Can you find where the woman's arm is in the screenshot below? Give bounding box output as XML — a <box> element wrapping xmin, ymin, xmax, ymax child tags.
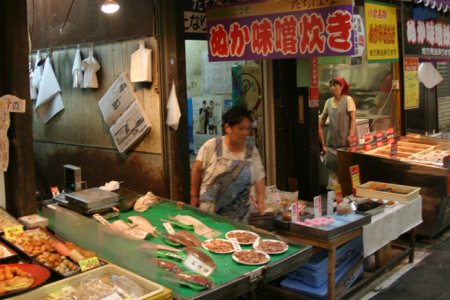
<box><xmin>347</xmin><ymin>110</ymin><xmax>356</xmax><ymax>144</ymax></box>
<box><xmin>254</xmin><ymin>178</ymin><xmax>266</xmax><ymax>214</ymax></box>
<box><xmin>190</xmin><ymin>160</ymin><xmax>203</xmax><ymax>207</ymax></box>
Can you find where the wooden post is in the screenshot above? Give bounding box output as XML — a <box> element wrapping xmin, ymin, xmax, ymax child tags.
<box><xmin>0</xmin><ymin>0</ymin><xmax>37</xmax><ymax>216</ymax></box>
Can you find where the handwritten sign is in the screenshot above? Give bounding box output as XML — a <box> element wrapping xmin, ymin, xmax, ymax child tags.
<box><xmin>229</xmin><ymin>238</ymin><xmax>241</xmax><ymax>252</ymax></box>
<box><xmin>327</xmin><ymin>190</ymin><xmax>335</xmax><ymax>216</ymax></box>
<box><xmin>183</xmin><ymin>253</ymin><xmax>214</xmax><ymax>277</ymax></box>
<box><xmin>4</xmin><ymin>225</ymin><xmax>24</xmax><ymax>240</ymax></box>
<box><xmin>375</xmin><ymin>131</ymin><xmax>384</xmax><ymax>148</ymax></box>
<box><xmin>349</xmin><ymin>165</ymin><xmax>361</xmax><ymax>195</ymax></box>
<box><xmin>79</xmin><ymin>256</ymin><xmax>101</xmax><ymax>272</ymax></box>
<box><xmin>163</xmin><ymin>222</ymin><xmax>175</xmax><ymax>235</ymax></box>
<box><xmin>363</xmin><ymin>133</ymin><xmax>372</xmax><ymax>151</ymax></box>
<box><xmin>313</xmin><ymin>195</ymin><xmax>322</xmax><ymax>218</ymax></box>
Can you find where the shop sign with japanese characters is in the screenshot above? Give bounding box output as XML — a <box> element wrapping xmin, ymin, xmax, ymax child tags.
<box><xmin>364</xmin><ymin>0</ymin><xmax>399</xmax><ymax>63</ymax></box>
<box><xmin>206</xmin><ymin>0</ymin><xmax>355</xmax><ymax>61</ymax></box>
<box><xmin>403</xmin><ymin>4</ymin><xmax>450</xmax><ymax>57</ymax></box>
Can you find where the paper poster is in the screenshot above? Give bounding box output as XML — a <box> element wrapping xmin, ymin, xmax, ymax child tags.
<box><xmin>404</xmin><ymin>57</ymin><xmax>419</xmax><ymax>110</ymax></box>
<box><xmin>192</xmin><ymin>96</ymin><xmax>223</xmax><ymax>152</ymax></box>
<box><xmin>364</xmin><ymin>0</ymin><xmax>399</xmax><ymax>63</ymax></box>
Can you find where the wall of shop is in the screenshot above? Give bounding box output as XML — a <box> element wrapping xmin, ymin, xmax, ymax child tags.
<box><xmin>28</xmin><ymin>0</ymin><xmax>172</xmax><ymax>198</ymax></box>
<box><xmin>437</xmin><ymin>62</ymin><xmax>450</xmax><ymax>132</ymax></box>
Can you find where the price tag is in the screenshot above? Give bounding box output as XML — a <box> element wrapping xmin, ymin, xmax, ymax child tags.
<box><xmin>327</xmin><ymin>190</ymin><xmax>335</xmax><ymax>216</ymax></box>
<box><xmin>79</xmin><ymin>256</ymin><xmax>101</xmax><ymax>272</ymax></box>
<box><xmin>390</xmin><ymin>141</ymin><xmax>398</xmax><ymax>159</ymax></box>
<box><xmin>363</xmin><ymin>133</ymin><xmax>372</xmax><ymax>151</ymax></box>
<box><xmin>253</xmin><ymin>236</ymin><xmax>260</xmax><ymax>248</ymax></box>
<box><xmin>267</xmin><ymin>185</ymin><xmax>281</xmax><ymax>205</ymax></box>
<box><xmin>348</xmin><ymin>135</ymin><xmax>357</xmax><ymax>152</ymax></box>
<box><xmin>386</xmin><ymin>127</ymin><xmax>395</xmax><ymax>144</ymax></box>
<box><xmin>229</xmin><ymin>238</ymin><xmax>241</xmax><ymax>251</ymax></box>
<box><xmin>313</xmin><ymin>195</ymin><xmax>322</xmax><ymax>217</ymax></box>
<box><xmin>290</xmin><ymin>202</ymin><xmax>299</xmax><ymax>223</ymax></box>
<box><xmin>349</xmin><ymin>165</ymin><xmax>361</xmax><ymax>195</ymax></box>
<box><xmin>183</xmin><ymin>253</ymin><xmax>214</xmax><ymax>277</ymax></box>
<box><xmin>100</xmin><ymin>292</ymin><xmax>123</xmax><ymax>300</ymax></box>
<box><xmin>375</xmin><ymin>131</ymin><xmax>384</xmax><ymax>148</ymax></box>
<box><xmin>4</xmin><ymin>225</ymin><xmax>24</xmax><ymax>240</ymax></box>
<box><xmin>163</xmin><ymin>222</ymin><xmax>175</xmax><ymax>235</ymax></box>
<box><xmin>333</xmin><ymin>183</ymin><xmax>343</xmax><ymax>203</ymax></box>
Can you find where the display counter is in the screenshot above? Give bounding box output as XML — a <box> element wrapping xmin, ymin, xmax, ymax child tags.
<box><xmin>337</xmin><ymin>136</ymin><xmax>450</xmax><ymax>237</ymax></box>
<box><xmin>39</xmin><ymin>199</ymin><xmax>312</xmax><ymax>300</ymax></box>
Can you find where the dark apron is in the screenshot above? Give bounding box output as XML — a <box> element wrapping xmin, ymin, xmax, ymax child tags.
<box><xmin>325</xmin><ymin>96</ymin><xmax>349</xmax><ymax>171</ymax></box>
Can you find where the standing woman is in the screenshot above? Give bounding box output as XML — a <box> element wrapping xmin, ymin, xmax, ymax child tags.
<box><xmin>190</xmin><ymin>105</ymin><xmax>266</xmax><ymax>223</ymax></box>
<box><xmin>320</xmin><ymin>75</ymin><xmax>356</xmax><ymax>181</ymax></box>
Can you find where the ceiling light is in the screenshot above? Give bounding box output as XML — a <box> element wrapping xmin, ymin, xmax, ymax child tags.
<box><xmin>101</xmin><ymin>0</ymin><xmax>120</xmax><ymax>14</ymax></box>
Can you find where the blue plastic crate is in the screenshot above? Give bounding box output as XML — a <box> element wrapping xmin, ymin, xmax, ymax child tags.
<box><xmin>287</xmin><ymin>236</ymin><xmax>362</xmax><ymax>287</ymax></box>
<box><xmin>281</xmin><ymin>253</ymin><xmax>363</xmax><ymax>299</ymax></box>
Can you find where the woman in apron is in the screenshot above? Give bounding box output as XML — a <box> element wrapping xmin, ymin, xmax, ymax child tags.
<box><xmin>320</xmin><ymin>75</ymin><xmax>356</xmax><ymax>185</ymax></box>
<box><xmin>190</xmin><ymin>105</ymin><xmax>266</xmax><ymax>223</ymax></box>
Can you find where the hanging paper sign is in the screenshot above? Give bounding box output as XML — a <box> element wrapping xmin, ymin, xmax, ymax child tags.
<box><xmin>386</xmin><ymin>127</ymin><xmax>395</xmax><ymax>144</ymax></box>
<box><xmin>363</xmin><ymin>133</ymin><xmax>372</xmax><ymax>151</ymax></box>
<box><xmin>267</xmin><ymin>185</ymin><xmax>281</xmax><ymax>205</ymax></box>
<box><xmin>349</xmin><ymin>165</ymin><xmax>361</xmax><ymax>195</ymax></box>
<box><xmin>375</xmin><ymin>131</ymin><xmax>384</xmax><ymax>148</ymax></box>
<box><xmin>364</xmin><ymin>0</ymin><xmax>399</xmax><ymax>63</ymax></box>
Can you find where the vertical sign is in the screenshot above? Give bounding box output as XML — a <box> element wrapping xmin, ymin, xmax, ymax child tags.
<box><xmin>309</xmin><ymin>57</ymin><xmax>319</xmax><ymax>108</ymax></box>
<box><xmin>390</xmin><ymin>141</ymin><xmax>398</xmax><ymax>159</ymax></box>
<box><xmin>364</xmin><ymin>0</ymin><xmax>399</xmax><ymax>63</ymax></box>
<box><xmin>375</xmin><ymin>130</ymin><xmax>383</xmax><ymax>148</ymax></box>
<box><xmin>404</xmin><ymin>57</ymin><xmax>419</xmax><ymax>110</ymax></box>
<box><xmin>364</xmin><ymin>133</ymin><xmax>372</xmax><ymax>152</ymax></box>
<box><xmin>349</xmin><ymin>165</ymin><xmax>361</xmax><ymax>195</ymax></box>
<box><xmin>313</xmin><ymin>195</ymin><xmax>322</xmax><ymax>218</ymax></box>
<box><xmin>386</xmin><ymin>127</ymin><xmax>395</xmax><ymax>144</ymax></box>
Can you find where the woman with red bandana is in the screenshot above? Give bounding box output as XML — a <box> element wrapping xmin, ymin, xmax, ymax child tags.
<box><xmin>320</xmin><ymin>76</ymin><xmax>356</xmax><ymax>181</ymax></box>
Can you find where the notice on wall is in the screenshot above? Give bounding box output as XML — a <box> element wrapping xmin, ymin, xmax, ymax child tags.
<box><xmin>98</xmin><ymin>73</ymin><xmax>151</xmax><ymax>153</ymax></box>
<box><xmin>0</xmin><ymin>95</ymin><xmax>26</xmax><ymax>171</ymax></box>
<box><xmin>403</xmin><ymin>58</ymin><xmax>419</xmax><ymax>110</ymax></box>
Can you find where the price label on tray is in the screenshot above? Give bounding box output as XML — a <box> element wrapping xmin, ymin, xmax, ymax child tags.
<box><xmin>79</xmin><ymin>256</ymin><xmax>101</xmax><ymax>272</ymax></box>
<box><xmin>183</xmin><ymin>253</ymin><xmax>214</xmax><ymax>277</ymax></box>
<box><xmin>229</xmin><ymin>238</ymin><xmax>241</xmax><ymax>251</ymax></box>
<box><xmin>4</xmin><ymin>225</ymin><xmax>24</xmax><ymax>240</ymax></box>
<box><xmin>163</xmin><ymin>222</ymin><xmax>175</xmax><ymax>235</ymax></box>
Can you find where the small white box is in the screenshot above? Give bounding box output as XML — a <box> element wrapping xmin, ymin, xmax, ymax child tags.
<box><xmin>18</xmin><ymin>214</ymin><xmax>49</xmax><ymax>229</ymax></box>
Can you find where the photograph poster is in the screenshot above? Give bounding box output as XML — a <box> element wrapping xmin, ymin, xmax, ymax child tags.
<box><xmin>192</xmin><ymin>96</ymin><xmax>223</xmax><ymax>152</ymax></box>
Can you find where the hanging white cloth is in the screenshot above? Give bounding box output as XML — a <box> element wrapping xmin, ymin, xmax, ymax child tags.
<box><xmin>31</xmin><ymin>50</ymin><xmax>43</xmax><ymax>100</ymax></box>
<box><xmin>166</xmin><ymin>81</ymin><xmax>181</xmax><ymax>130</ymax></box>
<box><xmin>130</xmin><ymin>40</ymin><xmax>152</xmax><ymax>82</ymax></box>
<box><xmin>72</xmin><ymin>46</ymin><xmax>84</xmax><ymax>88</ymax></box>
<box><xmin>35</xmin><ymin>57</ymin><xmax>64</xmax><ymax>123</ymax></box>
<box><xmin>29</xmin><ymin>62</ymin><xmax>37</xmax><ymax>100</ymax></box>
<box><xmin>81</xmin><ymin>50</ymin><xmax>101</xmax><ymax>88</ymax></box>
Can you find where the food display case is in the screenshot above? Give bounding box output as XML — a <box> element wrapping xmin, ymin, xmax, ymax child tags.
<box><xmin>337</xmin><ymin>135</ymin><xmax>450</xmax><ymax>237</ymax></box>
<box><xmin>39</xmin><ymin>199</ymin><xmax>312</xmax><ymax>300</ymax></box>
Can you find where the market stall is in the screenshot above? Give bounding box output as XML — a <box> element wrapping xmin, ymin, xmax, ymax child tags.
<box><xmin>337</xmin><ymin>135</ymin><xmax>450</xmax><ymax>237</ymax></box>
<box><xmin>32</xmin><ymin>198</ymin><xmax>312</xmax><ymax>300</ymax></box>
<box><xmin>261</xmin><ymin>192</ymin><xmax>422</xmax><ymax>300</ymax></box>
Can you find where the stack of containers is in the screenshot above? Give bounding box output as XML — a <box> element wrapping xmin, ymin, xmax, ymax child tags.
<box><xmin>280</xmin><ymin>236</ymin><xmax>364</xmax><ymax>299</ymax></box>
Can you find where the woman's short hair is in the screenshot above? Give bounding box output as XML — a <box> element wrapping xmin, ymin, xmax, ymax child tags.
<box><xmin>222</xmin><ymin>105</ymin><xmax>253</xmax><ymax>127</ymax></box>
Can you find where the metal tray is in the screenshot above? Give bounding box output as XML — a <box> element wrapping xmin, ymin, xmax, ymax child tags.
<box><xmin>284</xmin><ymin>212</ymin><xmax>371</xmax><ymax>240</ymax></box>
<box><xmin>356</xmin><ymin>199</ymin><xmax>385</xmax><ymax>216</ymax></box>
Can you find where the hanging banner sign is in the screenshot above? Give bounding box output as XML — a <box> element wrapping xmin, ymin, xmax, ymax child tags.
<box><xmin>403</xmin><ymin>4</ymin><xmax>450</xmax><ymax>58</ymax></box>
<box><xmin>404</xmin><ymin>57</ymin><xmax>419</xmax><ymax>110</ymax></box>
<box><xmin>207</xmin><ymin>0</ymin><xmax>355</xmax><ymax>61</ymax></box>
<box><xmin>364</xmin><ymin>0</ymin><xmax>399</xmax><ymax>63</ymax></box>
